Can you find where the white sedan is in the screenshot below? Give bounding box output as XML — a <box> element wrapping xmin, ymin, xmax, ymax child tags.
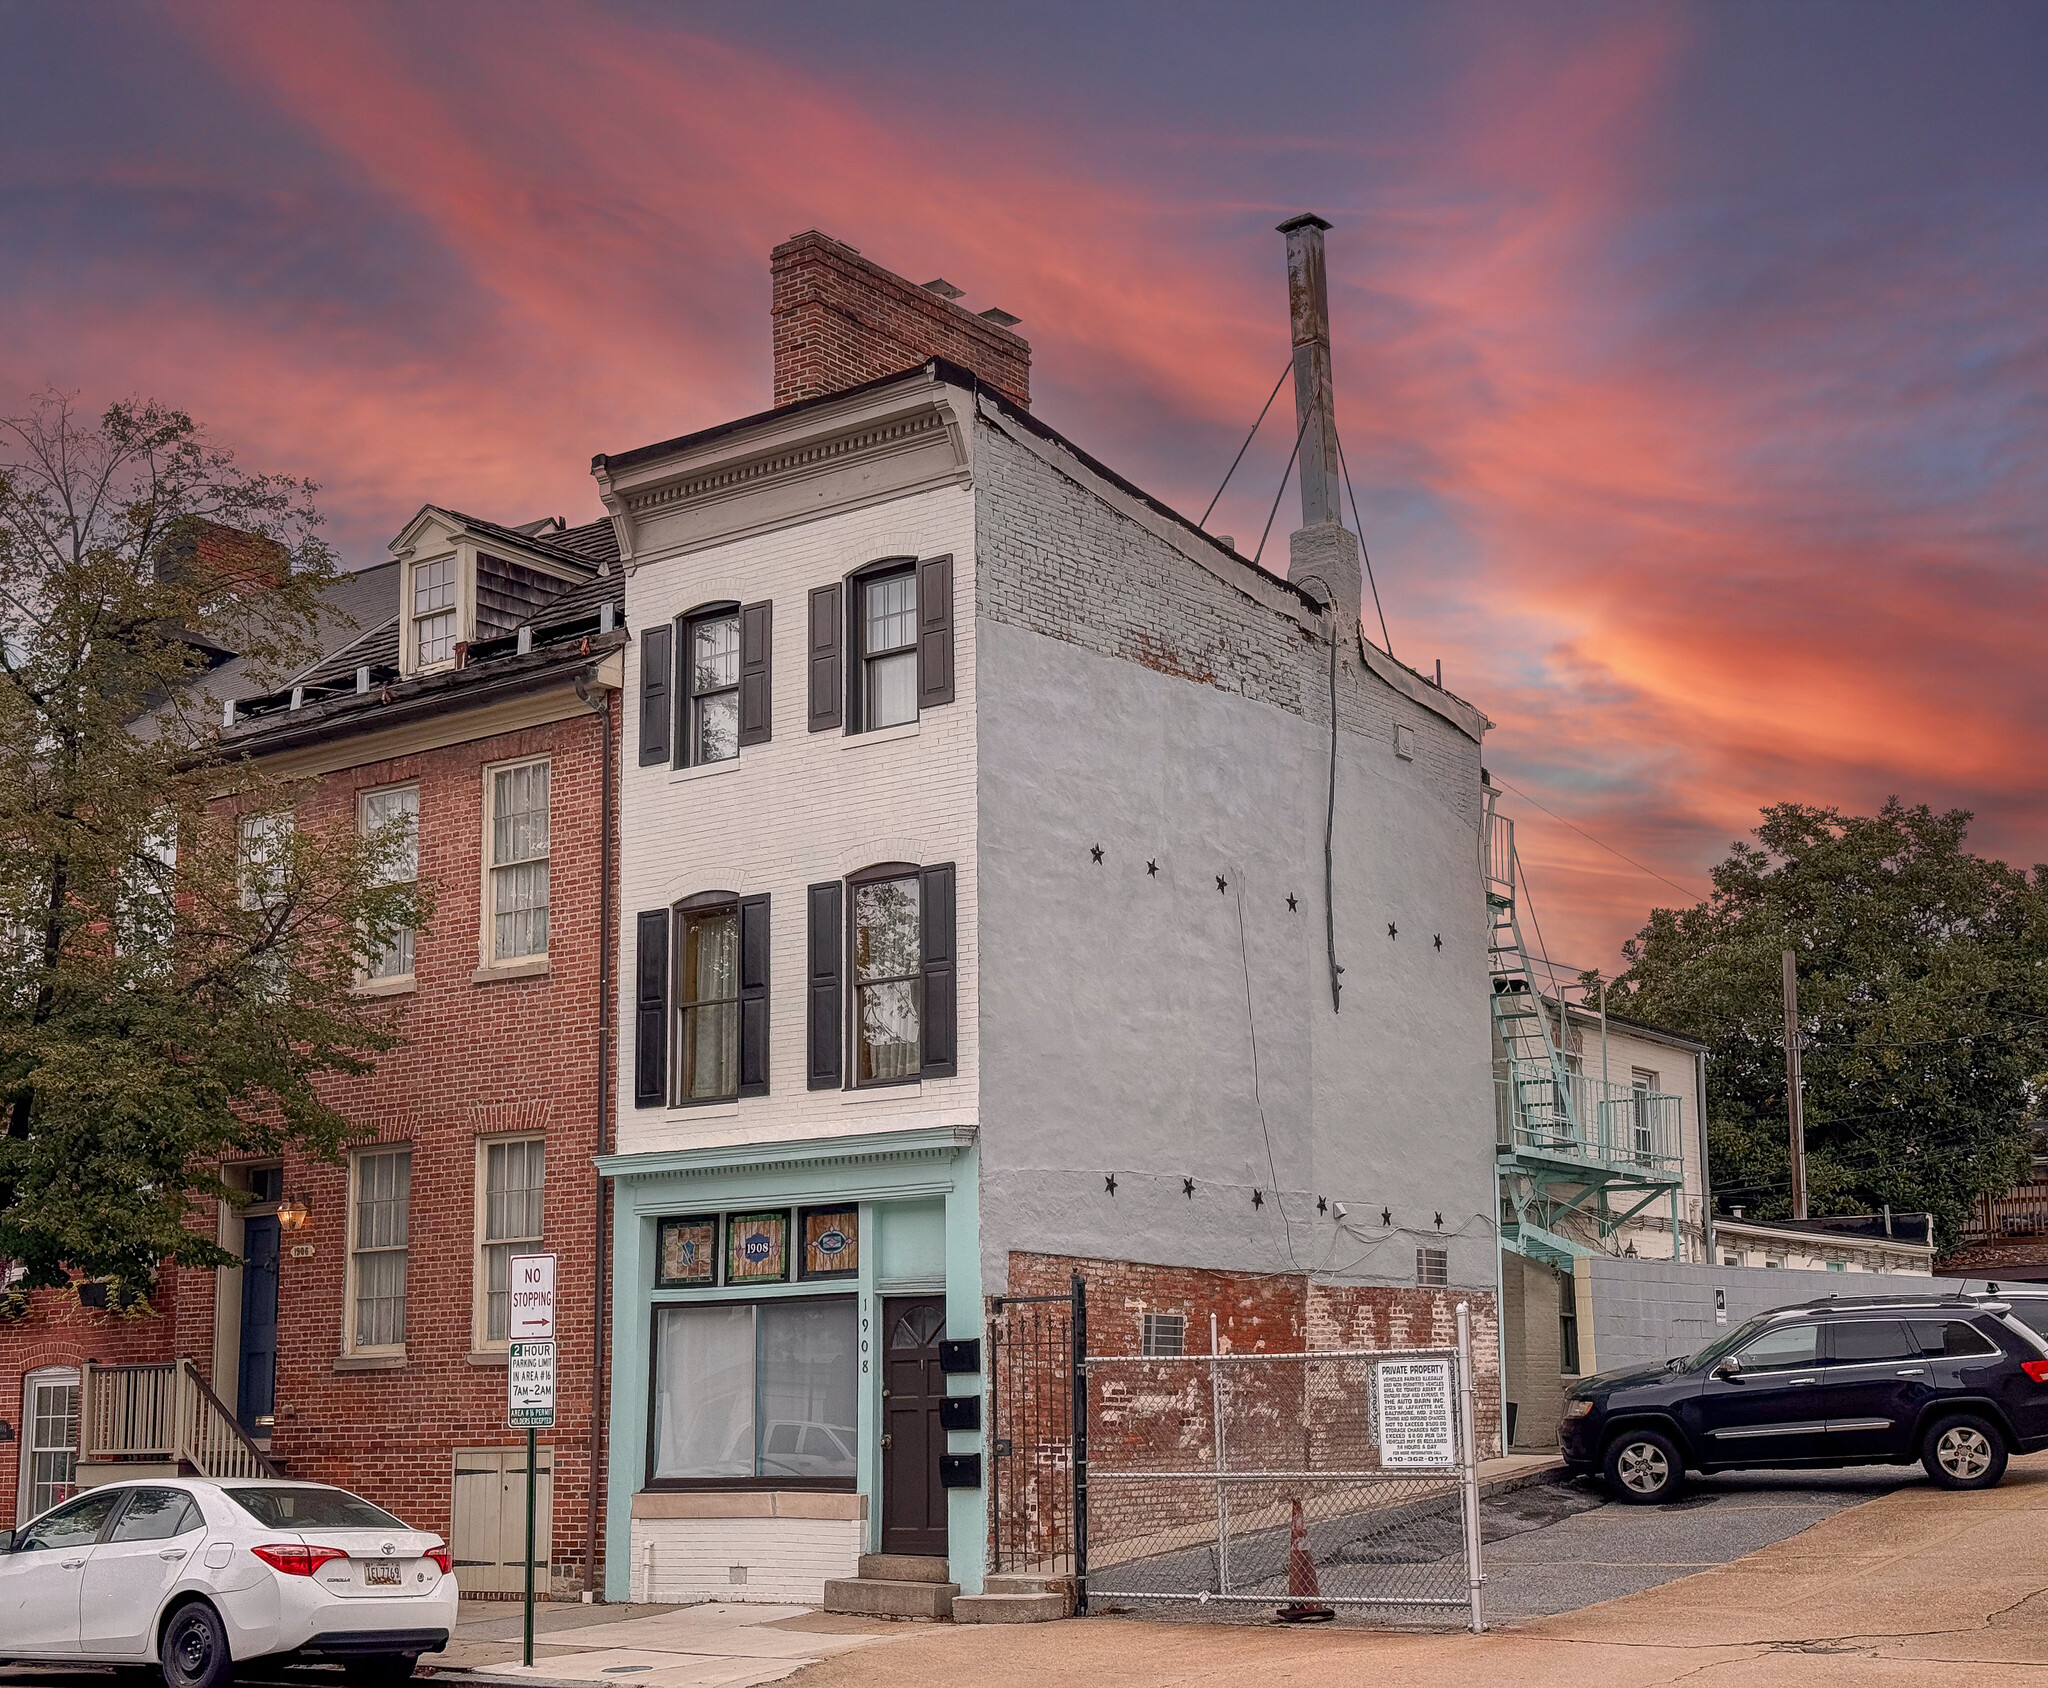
<box><xmin>0</xmin><ymin>1476</ymin><xmax>457</xmax><ymax>1686</ymax></box>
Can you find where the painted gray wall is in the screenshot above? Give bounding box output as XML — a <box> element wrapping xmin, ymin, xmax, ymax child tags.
<box><xmin>970</xmin><ymin>423</ymin><xmax>1498</xmax><ymax>1294</ymax></box>
<box><xmin>1583</xmin><ymin>1254</ymin><xmax>1993</xmax><ymax>1375</ymax></box>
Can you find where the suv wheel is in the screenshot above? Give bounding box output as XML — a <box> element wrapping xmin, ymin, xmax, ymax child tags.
<box><xmin>1603</xmin><ymin>1427</ymin><xmax>1684</xmax><ymax>1504</ymax></box>
<box><xmin>161</xmin><ymin>1601</ymin><xmax>234</xmax><ymax>1688</ymax></box>
<box><xmin>1920</xmin><ymin>1413</ymin><xmax>2009</xmax><ymax>1490</ymax></box>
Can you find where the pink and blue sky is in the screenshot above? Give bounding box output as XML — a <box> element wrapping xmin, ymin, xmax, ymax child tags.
<box><xmin>5</xmin><ymin>1</ymin><xmax>2043</xmax><ymax>969</ymax></box>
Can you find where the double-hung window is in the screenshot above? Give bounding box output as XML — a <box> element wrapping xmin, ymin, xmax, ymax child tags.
<box><xmin>238</xmin><ymin>814</ymin><xmax>292</xmax><ymax>997</ymax></box>
<box><xmin>479</xmin><ymin>1138</ymin><xmax>545</xmax><ymax>1344</ymax></box>
<box><xmin>360</xmin><ymin>785</ymin><xmax>419</xmax><ymax>981</ymax></box>
<box><xmin>675</xmin><ymin>903</ymin><xmax>739</xmax><ymax>1102</ymax></box>
<box><xmin>851</xmin><ymin>871</ymin><xmax>920</xmax><ymax>1084</ymax></box>
<box><xmin>488</xmin><ymin>760</ymin><xmax>549</xmax><ymax>962</ymax></box>
<box><xmin>858</xmin><ymin>570</ymin><xmax>918</xmax><ymax>730</ymax></box>
<box><xmin>413</xmin><ymin>556</ymin><xmax>458</xmax><ymax>667</ymax></box>
<box><xmin>350</xmin><ymin>1148</ymin><xmax>411</xmax><ymax>1352</ymax></box>
<box><xmin>684</xmin><ymin>609</ymin><xmax>740</xmax><ymax>766</ymax></box>
<box><xmin>21</xmin><ymin>1369</ymin><xmax>80</xmax><ymax>1519</ymax></box>
<box><xmin>650</xmin><ymin>1300</ymin><xmax>857</xmax><ymax>1485</ymax></box>
<box><xmin>804</xmin><ymin>557</ymin><xmax>951</xmax><ymax>736</ymax></box>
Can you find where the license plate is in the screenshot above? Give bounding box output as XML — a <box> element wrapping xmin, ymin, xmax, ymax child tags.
<box><xmin>364</xmin><ymin>1561</ymin><xmax>402</xmax><ymax>1586</ymax></box>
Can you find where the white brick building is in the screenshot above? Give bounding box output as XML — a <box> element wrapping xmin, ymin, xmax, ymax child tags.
<box><xmin>593</xmin><ymin>231</ymin><xmax>1501</xmax><ymax>1607</ymax></box>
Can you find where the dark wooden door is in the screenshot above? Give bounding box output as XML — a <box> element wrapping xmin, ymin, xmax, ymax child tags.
<box><xmin>237</xmin><ymin>1214</ymin><xmax>281</xmax><ymax>1431</ymax></box>
<box><xmin>881</xmin><ymin>1297</ymin><xmax>948</xmax><ymax>1556</ymax></box>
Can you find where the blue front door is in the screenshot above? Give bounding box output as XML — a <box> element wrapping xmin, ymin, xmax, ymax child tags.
<box><xmin>238</xmin><ymin>1215</ymin><xmax>280</xmax><ymax>1431</ymax></box>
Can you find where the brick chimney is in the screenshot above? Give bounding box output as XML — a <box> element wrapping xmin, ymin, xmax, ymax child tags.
<box><xmin>770</xmin><ymin>231</ymin><xmax>1031</xmax><ymax>409</ymax></box>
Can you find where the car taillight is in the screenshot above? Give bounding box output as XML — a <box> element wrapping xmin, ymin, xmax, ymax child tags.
<box><xmin>252</xmin><ymin>1543</ymin><xmax>348</xmax><ymax>1577</ymax></box>
<box><xmin>425</xmin><ymin>1546</ymin><xmax>452</xmax><ymax>1574</ymax></box>
<box><xmin>2022</xmin><ymin>1359</ymin><xmax>2048</xmax><ymax>1384</ymax></box>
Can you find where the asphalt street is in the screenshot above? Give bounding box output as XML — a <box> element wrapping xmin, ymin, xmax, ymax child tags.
<box><xmin>1480</xmin><ymin>1466</ymin><xmax>1915</xmax><ymax>1616</ymax></box>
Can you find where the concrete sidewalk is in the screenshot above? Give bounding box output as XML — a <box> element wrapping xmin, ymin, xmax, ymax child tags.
<box><xmin>778</xmin><ymin>1451</ymin><xmax>2048</xmax><ymax>1687</ymax></box>
<box><xmin>424</xmin><ymin>1599</ymin><xmax>909</xmax><ymax>1688</ymax></box>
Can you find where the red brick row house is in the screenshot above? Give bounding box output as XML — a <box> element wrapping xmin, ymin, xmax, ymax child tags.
<box><xmin>3</xmin><ymin>509</ymin><xmax>626</xmax><ymax>1601</ymax></box>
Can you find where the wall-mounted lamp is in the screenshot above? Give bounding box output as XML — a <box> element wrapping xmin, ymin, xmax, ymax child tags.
<box><xmin>277</xmin><ymin>1196</ymin><xmax>312</xmax><ymax>1232</ymax></box>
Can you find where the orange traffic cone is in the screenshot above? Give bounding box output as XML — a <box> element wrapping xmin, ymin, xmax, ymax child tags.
<box><xmin>1275</xmin><ymin>1497</ymin><xmax>1334</xmax><ymax>1623</ymax></box>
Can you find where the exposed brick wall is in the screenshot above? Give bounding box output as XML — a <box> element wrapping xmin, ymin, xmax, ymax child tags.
<box><xmin>1006</xmin><ymin>1249</ymin><xmax>1501</xmax><ymax>1444</ymax></box>
<box><xmin>0</xmin><ymin>1288</ymin><xmax>182</xmax><ymax>1526</ymax></box>
<box><xmin>239</xmin><ymin>700</ymin><xmax>614</xmax><ymax>1594</ymax></box>
<box><xmin>771</xmin><ymin>231</ymin><xmax>1030</xmax><ymax>410</ymax></box>
<box><xmin>973</xmin><ymin>421</ymin><xmax>1479</xmax><ymax>836</ymax></box>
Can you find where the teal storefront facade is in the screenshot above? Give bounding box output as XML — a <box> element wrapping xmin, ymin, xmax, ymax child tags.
<box><xmin>598</xmin><ymin>1126</ymin><xmax>983</xmax><ymax>1604</ymax></box>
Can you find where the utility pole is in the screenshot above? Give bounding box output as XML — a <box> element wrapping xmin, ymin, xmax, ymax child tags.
<box><xmin>1781</xmin><ymin>948</ymin><xmax>1808</xmax><ymax>1220</ymax></box>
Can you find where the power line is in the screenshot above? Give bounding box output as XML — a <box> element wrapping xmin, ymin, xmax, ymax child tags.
<box><xmin>1491</xmin><ymin>773</ymin><xmax>1709</xmax><ymax>904</ymax></box>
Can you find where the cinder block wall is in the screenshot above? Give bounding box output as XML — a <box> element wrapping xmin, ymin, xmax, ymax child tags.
<box><xmin>1582</xmin><ymin>1255</ymin><xmax>1990</xmax><ymax>1376</ymax></box>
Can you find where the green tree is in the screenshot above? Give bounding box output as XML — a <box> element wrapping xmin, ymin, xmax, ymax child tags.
<box><xmin>0</xmin><ymin>390</ymin><xmax>428</xmax><ymax>1294</ymax></box>
<box><xmin>1614</xmin><ymin>801</ymin><xmax>2048</xmax><ymax>1253</ymax></box>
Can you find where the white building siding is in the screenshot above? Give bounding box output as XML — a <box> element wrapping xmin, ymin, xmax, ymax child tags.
<box><xmin>614</xmin><ymin>483</ymin><xmax>980</xmax><ymax>1158</ymax></box>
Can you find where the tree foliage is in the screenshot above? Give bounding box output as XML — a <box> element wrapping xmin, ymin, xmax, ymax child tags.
<box><xmin>1614</xmin><ymin>800</ymin><xmax>2048</xmax><ymax>1251</ymax></box>
<box><xmin>0</xmin><ymin>391</ymin><xmax>428</xmax><ymax>1292</ymax></box>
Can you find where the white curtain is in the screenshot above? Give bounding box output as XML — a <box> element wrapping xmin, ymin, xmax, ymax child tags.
<box><xmin>652</xmin><ymin>1305</ymin><xmax>754</xmax><ymax>1479</ymax></box>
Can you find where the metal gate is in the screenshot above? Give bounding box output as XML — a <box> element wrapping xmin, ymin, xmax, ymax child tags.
<box><xmin>987</xmin><ymin>1275</ymin><xmax>1086</xmax><ymax>1587</ymax></box>
<box><xmin>1080</xmin><ymin>1302</ymin><xmax>1485</xmax><ymax>1630</ymax></box>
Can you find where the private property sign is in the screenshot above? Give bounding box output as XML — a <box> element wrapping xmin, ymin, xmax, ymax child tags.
<box><xmin>508</xmin><ymin>1252</ymin><xmax>557</xmax><ymax>1341</ymax></box>
<box><xmin>1374</xmin><ymin>1357</ymin><xmax>1457</xmax><ymax>1468</ymax></box>
<box><xmin>508</xmin><ymin>1340</ymin><xmax>556</xmax><ymax>1428</ymax></box>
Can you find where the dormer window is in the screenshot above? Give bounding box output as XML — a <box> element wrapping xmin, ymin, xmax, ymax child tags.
<box><xmin>414</xmin><ymin>556</ymin><xmax>458</xmax><ymax>667</ymax></box>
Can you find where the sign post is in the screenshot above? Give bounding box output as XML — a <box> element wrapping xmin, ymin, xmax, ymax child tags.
<box><xmin>508</xmin><ymin>1254</ymin><xmax>557</xmax><ymax>1668</ymax></box>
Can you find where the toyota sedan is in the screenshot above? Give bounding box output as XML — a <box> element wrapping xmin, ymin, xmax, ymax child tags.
<box><xmin>0</xmin><ymin>1477</ymin><xmax>455</xmax><ymax>1686</ymax></box>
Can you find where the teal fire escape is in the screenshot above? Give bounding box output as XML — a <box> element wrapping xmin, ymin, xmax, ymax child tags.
<box><xmin>1483</xmin><ymin>788</ymin><xmax>1685</xmax><ymax>1269</ymax></box>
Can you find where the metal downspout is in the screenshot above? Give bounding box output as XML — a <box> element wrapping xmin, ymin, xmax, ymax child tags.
<box><xmin>1696</xmin><ymin>1051</ymin><xmax>1715</xmax><ymax>1264</ymax></box>
<box><xmin>576</xmin><ymin>671</ymin><xmax>617</xmax><ymax>1598</ymax></box>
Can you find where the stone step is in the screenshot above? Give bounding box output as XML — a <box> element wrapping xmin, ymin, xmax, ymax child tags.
<box><xmin>823</xmin><ymin>1577</ymin><xmax>958</xmax><ymax>1620</ymax></box>
<box><xmin>983</xmin><ymin>1574</ymin><xmax>1074</xmax><ymax>1598</ymax></box>
<box><xmin>857</xmin><ymin>1553</ymin><xmax>953</xmax><ymax>1585</ymax></box>
<box><xmin>952</xmin><ymin>1591</ymin><xmax>1072</xmax><ymax>1625</ymax></box>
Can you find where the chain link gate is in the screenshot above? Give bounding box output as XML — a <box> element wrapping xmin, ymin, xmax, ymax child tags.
<box><xmin>988</xmin><ymin>1275</ymin><xmax>1087</xmax><ymax>1596</ymax></box>
<box><xmin>1079</xmin><ymin>1302</ymin><xmax>1486</xmax><ymax>1631</ymax></box>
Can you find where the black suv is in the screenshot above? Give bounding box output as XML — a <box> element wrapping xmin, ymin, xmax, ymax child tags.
<box><xmin>1559</xmin><ymin>1296</ymin><xmax>2048</xmax><ymax>1503</ymax></box>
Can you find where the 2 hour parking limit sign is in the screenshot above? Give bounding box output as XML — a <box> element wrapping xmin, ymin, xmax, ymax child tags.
<box><xmin>508</xmin><ymin>1341</ymin><xmax>556</xmax><ymax>1428</ymax></box>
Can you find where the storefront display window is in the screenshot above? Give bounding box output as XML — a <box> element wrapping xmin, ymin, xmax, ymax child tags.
<box><xmin>651</xmin><ymin>1299</ymin><xmax>858</xmax><ymax>1485</ymax></box>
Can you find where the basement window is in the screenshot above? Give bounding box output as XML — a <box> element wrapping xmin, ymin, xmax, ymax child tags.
<box><xmin>1415</xmin><ymin>1247</ymin><xmax>1449</xmax><ymax>1288</ymax></box>
<box><xmin>1141</xmin><ymin>1312</ymin><xmax>1186</xmax><ymax>1358</ymax></box>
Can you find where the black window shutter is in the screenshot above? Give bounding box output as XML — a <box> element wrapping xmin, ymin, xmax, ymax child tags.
<box><xmin>916</xmin><ymin>554</ymin><xmax>954</xmax><ymax>709</ymax></box>
<box><xmin>806</xmin><ymin>881</ymin><xmax>843</xmax><ymax>1088</ymax></box>
<box><xmin>738</xmin><ymin>893</ymin><xmax>770</xmax><ymax>1097</ymax></box>
<box><xmin>638</xmin><ymin>624</ymin><xmax>673</xmax><ymax>767</ymax></box>
<box><xmin>633</xmin><ymin>908</ymin><xmax>671</xmax><ymax>1107</ymax></box>
<box><xmin>920</xmin><ymin>861</ymin><xmax>957</xmax><ymax>1077</ymax></box>
<box><xmin>738</xmin><ymin>601</ymin><xmax>773</xmax><ymax>747</ymax></box>
<box><xmin>807</xmin><ymin>583</ymin><xmax>843</xmax><ymax>732</ymax></box>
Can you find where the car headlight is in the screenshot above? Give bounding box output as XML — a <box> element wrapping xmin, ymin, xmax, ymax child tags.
<box><xmin>1563</xmin><ymin>1399</ymin><xmax>1594</xmax><ymax>1418</ymax></box>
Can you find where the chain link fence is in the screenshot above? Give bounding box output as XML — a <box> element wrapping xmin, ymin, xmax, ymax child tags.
<box><xmin>1080</xmin><ymin>1303</ymin><xmax>1485</xmax><ymax>1630</ymax></box>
